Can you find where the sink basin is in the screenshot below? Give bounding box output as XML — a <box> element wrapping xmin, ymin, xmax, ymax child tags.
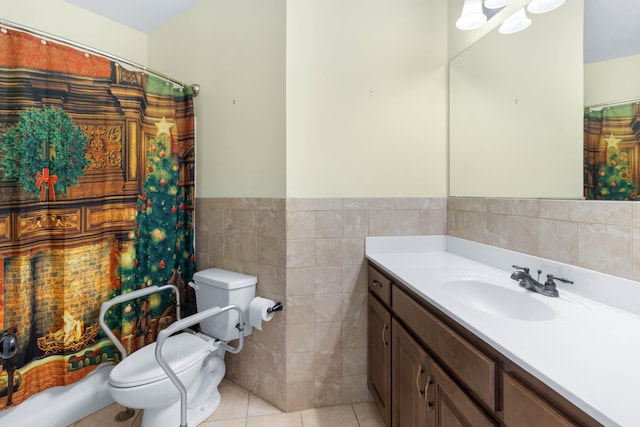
<box><xmin>443</xmin><ymin>279</ymin><xmax>556</xmax><ymax>321</ymax></box>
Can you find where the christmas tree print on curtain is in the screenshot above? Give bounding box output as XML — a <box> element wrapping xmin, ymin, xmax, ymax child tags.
<box><xmin>105</xmin><ymin>115</ymin><xmax>195</xmax><ymax>349</ymax></box>
<box><xmin>594</xmin><ymin>133</ymin><xmax>639</xmax><ymax>200</ymax></box>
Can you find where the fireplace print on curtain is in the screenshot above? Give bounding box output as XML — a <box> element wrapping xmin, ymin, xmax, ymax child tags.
<box><xmin>0</xmin><ymin>28</ymin><xmax>196</xmax><ymax>409</ymax></box>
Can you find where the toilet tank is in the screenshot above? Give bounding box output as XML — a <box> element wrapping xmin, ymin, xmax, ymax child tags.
<box><xmin>190</xmin><ymin>268</ymin><xmax>257</xmax><ymax>341</ymax></box>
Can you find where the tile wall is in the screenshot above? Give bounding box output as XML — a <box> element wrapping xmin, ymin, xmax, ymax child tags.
<box><xmin>195</xmin><ymin>196</ymin><xmax>640</xmax><ymax>412</ymax></box>
<box><xmin>447</xmin><ymin>197</ymin><xmax>640</xmax><ymax>281</ymax></box>
<box><xmin>194</xmin><ymin>197</ymin><xmax>447</xmax><ymax>412</ymax></box>
<box><xmin>195</xmin><ymin>198</ymin><xmax>288</xmax><ymax>409</ymax></box>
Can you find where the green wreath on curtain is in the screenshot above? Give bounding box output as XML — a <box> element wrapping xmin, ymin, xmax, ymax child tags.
<box><xmin>0</xmin><ymin>106</ymin><xmax>89</xmax><ymax>200</ymax></box>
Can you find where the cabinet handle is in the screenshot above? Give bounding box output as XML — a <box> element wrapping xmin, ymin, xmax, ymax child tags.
<box><xmin>372</xmin><ymin>279</ymin><xmax>382</xmax><ymax>288</ymax></box>
<box><xmin>424</xmin><ymin>375</ymin><xmax>433</xmax><ymax>409</ymax></box>
<box><xmin>416</xmin><ymin>365</ymin><xmax>425</xmax><ymax>397</ymax></box>
<box><xmin>381</xmin><ymin>323</ymin><xmax>389</xmax><ymax>348</ymax></box>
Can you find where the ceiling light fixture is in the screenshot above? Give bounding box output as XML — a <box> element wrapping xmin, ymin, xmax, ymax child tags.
<box><xmin>498</xmin><ymin>8</ymin><xmax>532</xmax><ymax>34</ymax></box>
<box><xmin>527</xmin><ymin>0</ymin><xmax>566</xmax><ymax>14</ymax></box>
<box><xmin>456</xmin><ymin>0</ymin><xmax>487</xmax><ymax>31</ymax></box>
<box><xmin>484</xmin><ymin>0</ymin><xmax>510</xmax><ymax>9</ymax></box>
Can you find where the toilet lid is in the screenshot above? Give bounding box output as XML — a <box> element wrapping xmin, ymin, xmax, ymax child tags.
<box><xmin>109</xmin><ymin>332</ymin><xmax>210</xmax><ymax>388</ymax></box>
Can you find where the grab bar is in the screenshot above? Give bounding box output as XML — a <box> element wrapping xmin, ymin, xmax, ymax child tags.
<box><xmin>98</xmin><ymin>285</ymin><xmax>181</xmax><ymax>359</ymax></box>
<box><xmin>155</xmin><ymin>304</ymin><xmax>244</xmax><ymax>427</ymax></box>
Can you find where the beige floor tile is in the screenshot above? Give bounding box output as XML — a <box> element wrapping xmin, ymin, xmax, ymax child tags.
<box><xmin>66</xmin><ymin>382</ymin><xmax>384</xmax><ymax>427</ymax></box>
<box><xmin>300</xmin><ymin>405</ymin><xmax>359</xmax><ymax>427</ymax></box>
<box><xmin>247</xmin><ymin>393</ymin><xmax>283</xmax><ymax>417</ymax></box>
<box><xmin>352</xmin><ymin>402</ymin><xmax>385</xmax><ymax>427</ymax></box>
<box><xmin>246</xmin><ymin>412</ymin><xmax>303</xmax><ymax>427</ymax></box>
<box><xmin>73</xmin><ymin>404</ymin><xmax>141</xmax><ymax>427</ymax></box>
<box><xmin>199</xmin><ymin>419</ymin><xmax>246</xmax><ymax>427</ymax></box>
<box><xmin>131</xmin><ymin>411</ymin><xmax>143</xmax><ymax>427</ymax></box>
<box><xmin>205</xmin><ymin>379</ymin><xmax>250</xmax><ymax>421</ymax></box>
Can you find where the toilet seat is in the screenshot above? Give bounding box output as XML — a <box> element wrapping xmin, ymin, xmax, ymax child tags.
<box><xmin>109</xmin><ymin>332</ymin><xmax>210</xmax><ymax>388</ymax></box>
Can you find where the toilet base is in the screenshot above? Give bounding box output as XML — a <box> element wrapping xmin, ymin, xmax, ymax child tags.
<box><xmin>140</xmin><ymin>390</ymin><xmax>221</xmax><ymax>427</ymax></box>
<box><xmin>140</xmin><ymin>353</ymin><xmax>226</xmax><ymax>427</ymax></box>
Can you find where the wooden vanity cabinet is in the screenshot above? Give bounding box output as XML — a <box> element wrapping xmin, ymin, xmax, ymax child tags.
<box><xmin>367</xmin><ymin>262</ymin><xmax>602</xmax><ymax>427</ymax></box>
<box><xmin>392</xmin><ymin>284</ymin><xmax>496</xmax><ymax>411</ymax></box>
<box><xmin>368</xmin><ymin>288</ymin><xmax>391</xmax><ymax>425</ymax></box>
<box><xmin>392</xmin><ymin>319</ymin><xmax>495</xmax><ymax>427</ymax></box>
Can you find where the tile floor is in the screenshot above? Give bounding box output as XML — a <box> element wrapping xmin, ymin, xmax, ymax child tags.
<box><xmin>69</xmin><ymin>379</ymin><xmax>386</xmax><ymax>427</ymax></box>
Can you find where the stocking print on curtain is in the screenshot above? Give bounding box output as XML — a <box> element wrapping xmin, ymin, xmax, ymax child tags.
<box><xmin>0</xmin><ymin>27</ymin><xmax>195</xmax><ymax>409</ymax></box>
<box><xmin>584</xmin><ymin>103</ymin><xmax>640</xmax><ymax>200</ymax></box>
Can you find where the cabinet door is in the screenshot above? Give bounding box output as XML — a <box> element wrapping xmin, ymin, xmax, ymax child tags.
<box><xmin>368</xmin><ymin>293</ymin><xmax>391</xmax><ymax>425</ymax></box>
<box><xmin>503</xmin><ymin>374</ymin><xmax>574</xmax><ymax>427</ymax></box>
<box><xmin>392</xmin><ymin>319</ymin><xmax>429</xmax><ymax>427</ymax></box>
<box><xmin>426</xmin><ymin>359</ymin><xmax>496</xmax><ymax>427</ymax></box>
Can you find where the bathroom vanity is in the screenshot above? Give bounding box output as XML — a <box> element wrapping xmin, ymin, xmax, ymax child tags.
<box><xmin>366</xmin><ymin>236</ymin><xmax>640</xmax><ymax>427</ymax></box>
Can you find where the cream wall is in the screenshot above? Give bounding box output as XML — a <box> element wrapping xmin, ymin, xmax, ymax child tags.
<box><xmin>3</xmin><ymin>0</ymin><xmax>448</xmax><ymax>199</ymax></box>
<box><xmin>286</xmin><ymin>0</ymin><xmax>448</xmax><ymax>198</ymax></box>
<box><xmin>1</xmin><ymin>0</ymin><xmax>147</xmax><ymax>65</ymax></box>
<box><xmin>584</xmin><ymin>54</ymin><xmax>640</xmax><ymax>107</ymax></box>
<box><xmin>150</xmin><ymin>0</ymin><xmax>447</xmax><ymax>198</ymax></box>
<box><xmin>148</xmin><ymin>0</ymin><xmax>287</xmax><ymax>198</ymax></box>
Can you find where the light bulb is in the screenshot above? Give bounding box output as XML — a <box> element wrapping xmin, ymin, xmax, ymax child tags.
<box><xmin>527</xmin><ymin>0</ymin><xmax>565</xmax><ymax>14</ymax></box>
<box><xmin>484</xmin><ymin>0</ymin><xmax>509</xmax><ymax>9</ymax></box>
<box><xmin>456</xmin><ymin>0</ymin><xmax>487</xmax><ymax>31</ymax></box>
<box><xmin>499</xmin><ymin>8</ymin><xmax>532</xmax><ymax>34</ymax></box>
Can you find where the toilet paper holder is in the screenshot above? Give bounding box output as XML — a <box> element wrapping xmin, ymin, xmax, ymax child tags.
<box><xmin>267</xmin><ymin>302</ymin><xmax>283</xmax><ymax>314</ymax></box>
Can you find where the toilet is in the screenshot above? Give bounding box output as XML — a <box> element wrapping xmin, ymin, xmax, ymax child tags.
<box><xmin>106</xmin><ymin>268</ymin><xmax>257</xmax><ymax>427</ymax></box>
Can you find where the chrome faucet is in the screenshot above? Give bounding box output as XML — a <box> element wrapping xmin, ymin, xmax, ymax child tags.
<box><xmin>510</xmin><ymin>265</ymin><xmax>573</xmax><ymax>298</ymax></box>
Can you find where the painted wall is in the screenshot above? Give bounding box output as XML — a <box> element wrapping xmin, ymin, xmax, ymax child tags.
<box><xmin>584</xmin><ymin>54</ymin><xmax>640</xmax><ymax>107</ymax></box>
<box><xmin>148</xmin><ymin>0</ymin><xmax>287</xmax><ymax>198</ymax></box>
<box><xmin>286</xmin><ymin>0</ymin><xmax>448</xmax><ymax>198</ymax></box>
<box><xmin>1</xmin><ymin>0</ymin><xmax>147</xmax><ymax>65</ymax></box>
<box><xmin>150</xmin><ymin>0</ymin><xmax>447</xmax><ymax>198</ymax></box>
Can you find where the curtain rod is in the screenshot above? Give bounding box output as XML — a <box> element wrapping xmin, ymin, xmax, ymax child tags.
<box><xmin>585</xmin><ymin>96</ymin><xmax>640</xmax><ymax>110</ymax></box>
<box><xmin>0</xmin><ymin>18</ymin><xmax>199</xmax><ymax>96</ymax></box>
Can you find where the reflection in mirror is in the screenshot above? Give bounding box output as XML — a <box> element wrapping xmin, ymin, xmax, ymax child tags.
<box><xmin>584</xmin><ymin>105</ymin><xmax>640</xmax><ymax>200</ymax></box>
<box><xmin>449</xmin><ymin>1</ymin><xmax>583</xmax><ymax>198</ymax></box>
<box><xmin>583</xmin><ymin>1</ymin><xmax>640</xmax><ymax>200</ymax></box>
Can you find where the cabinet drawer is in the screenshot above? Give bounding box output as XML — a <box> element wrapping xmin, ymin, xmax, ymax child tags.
<box><xmin>503</xmin><ymin>374</ymin><xmax>574</xmax><ymax>427</ymax></box>
<box><xmin>392</xmin><ymin>286</ymin><xmax>496</xmax><ymax>410</ymax></box>
<box><xmin>368</xmin><ymin>265</ymin><xmax>391</xmax><ymax>306</ymax></box>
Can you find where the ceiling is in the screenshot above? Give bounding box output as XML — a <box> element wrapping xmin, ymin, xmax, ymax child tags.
<box><xmin>584</xmin><ymin>0</ymin><xmax>640</xmax><ymax>64</ymax></box>
<box><xmin>65</xmin><ymin>0</ymin><xmax>640</xmax><ymax>64</ymax></box>
<box><xmin>64</xmin><ymin>0</ymin><xmax>200</xmax><ymax>33</ymax></box>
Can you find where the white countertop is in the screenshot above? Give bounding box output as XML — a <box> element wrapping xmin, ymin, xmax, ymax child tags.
<box><xmin>366</xmin><ymin>236</ymin><xmax>640</xmax><ymax>427</ymax></box>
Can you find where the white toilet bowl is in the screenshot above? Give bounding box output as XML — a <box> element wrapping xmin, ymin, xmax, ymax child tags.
<box><xmin>107</xmin><ymin>332</ymin><xmax>225</xmax><ymax>427</ymax></box>
<box><xmin>102</xmin><ymin>268</ymin><xmax>261</xmax><ymax>427</ymax></box>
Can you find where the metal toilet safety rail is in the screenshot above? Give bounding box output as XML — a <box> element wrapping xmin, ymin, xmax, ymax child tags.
<box><xmin>99</xmin><ymin>284</ymin><xmax>181</xmax><ymax>360</ymax></box>
<box><xmin>99</xmin><ymin>285</ymin><xmax>246</xmax><ymax>427</ymax></box>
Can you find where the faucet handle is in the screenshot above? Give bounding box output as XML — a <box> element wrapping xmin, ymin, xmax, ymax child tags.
<box><xmin>546</xmin><ymin>274</ymin><xmax>573</xmax><ymax>284</ymax></box>
<box><xmin>512</xmin><ymin>265</ymin><xmax>530</xmax><ymax>274</ymax></box>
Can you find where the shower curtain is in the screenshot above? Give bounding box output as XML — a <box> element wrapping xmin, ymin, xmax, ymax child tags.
<box><xmin>0</xmin><ymin>27</ymin><xmax>195</xmax><ymax>409</ymax></box>
<box><xmin>584</xmin><ymin>102</ymin><xmax>640</xmax><ymax>200</ymax></box>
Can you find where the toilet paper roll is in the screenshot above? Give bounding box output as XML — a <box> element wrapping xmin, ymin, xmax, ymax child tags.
<box><xmin>249</xmin><ymin>297</ymin><xmax>276</xmax><ymax>330</ymax></box>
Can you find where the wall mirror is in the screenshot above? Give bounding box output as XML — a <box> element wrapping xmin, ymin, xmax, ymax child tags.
<box><xmin>449</xmin><ymin>0</ymin><xmax>583</xmax><ymax>198</ymax></box>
